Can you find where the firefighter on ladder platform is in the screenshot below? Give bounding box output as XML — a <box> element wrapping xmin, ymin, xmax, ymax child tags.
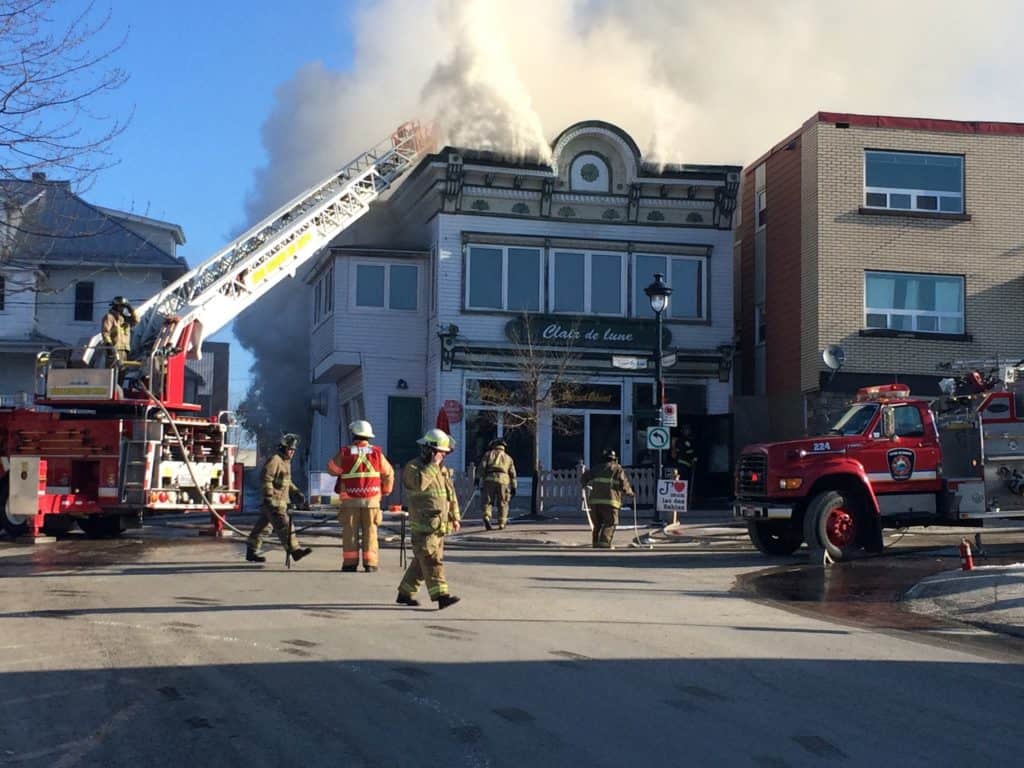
<box><xmin>100</xmin><ymin>296</ymin><xmax>138</xmax><ymax>369</ymax></box>
<box><xmin>326</xmin><ymin>420</ymin><xmax>394</xmax><ymax>572</ymax></box>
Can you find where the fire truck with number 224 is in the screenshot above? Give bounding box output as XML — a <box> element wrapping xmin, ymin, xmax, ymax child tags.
<box><xmin>734</xmin><ymin>359</ymin><xmax>1024</xmax><ymax>561</ymax></box>
<box><xmin>0</xmin><ymin>123</ymin><xmax>432</xmax><ymax>540</ymax></box>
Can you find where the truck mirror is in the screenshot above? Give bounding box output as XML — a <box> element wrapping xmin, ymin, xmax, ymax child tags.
<box><xmin>882</xmin><ymin>407</ymin><xmax>896</xmax><ymax>439</ymax></box>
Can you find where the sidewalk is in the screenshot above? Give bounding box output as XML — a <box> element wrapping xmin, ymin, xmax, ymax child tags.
<box><xmin>904</xmin><ymin>564</ymin><xmax>1024</xmax><ymax>639</ymax></box>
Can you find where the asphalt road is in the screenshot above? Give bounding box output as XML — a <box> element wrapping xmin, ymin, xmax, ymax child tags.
<box><xmin>1</xmin><ymin>523</ymin><xmax>1023</xmax><ymax>767</ymax></box>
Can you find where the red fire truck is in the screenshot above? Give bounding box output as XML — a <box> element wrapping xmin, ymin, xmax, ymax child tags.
<box><xmin>0</xmin><ymin>123</ymin><xmax>431</xmax><ymax>539</ymax></box>
<box><xmin>734</xmin><ymin>371</ymin><xmax>1024</xmax><ymax>561</ymax></box>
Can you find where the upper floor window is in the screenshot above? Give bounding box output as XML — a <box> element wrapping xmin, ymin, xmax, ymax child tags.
<box><xmin>864</xmin><ymin>150</ymin><xmax>964</xmax><ymax>214</ymax></box>
<box><xmin>74</xmin><ymin>281</ymin><xmax>94</xmax><ymax>322</ymax></box>
<box><xmin>755</xmin><ymin>189</ymin><xmax>767</xmax><ymax>228</ymax></box>
<box><xmin>569</xmin><ymin>153</ymin><xmax>610</xmax><ymax>193</ymax></box>
<box><xmin>314</xmin><ymin>264</ymin><xmax>334</xmax><ymax>324</ymax></box>
<box><xmin>549</xmin><ymin>250</ymin><xmax>625</xmax><ymax>316</ymax></box>
<box><xmin>634</xmin><ymin>253</ymin><xmax>706</xmax><ymax>321</ymax></box>
<box><xmin>865</xmin><ymin>271</ymin><xmax>963</xmax><ymax>334</ymax></box>
<box><xmin>465</xmin><ymin>245</ymin><xmax>541</xmax><ymax>312</ymax></box>
<box><xmin>0</xmin><ymin>275</ymin><xmax>5</xmax><ymax>311</ymax></box>
<box><xmin>355</xmin><ymin>263</ymin><xmax>418</xmax><ymax>311</ymax></box>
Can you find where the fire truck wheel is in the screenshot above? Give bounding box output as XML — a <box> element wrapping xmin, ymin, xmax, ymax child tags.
<box><xmin>77</xmin><ymin>515</ymin><xmax>127</xmax><ymax>539</ymax></box>
<box><xmin>1</xmin><ymin>477</ymin><xmax>30</xmax><ymax>539</ymax></box>
<box><xmin>41</xmin><ymin>515</ymin><xmax>76</xmax><ymax>536</ymax></box>
<box><xmin>747</xmin><ymin>520</ymin><xmax>803</xmax><ymax>555</ymax></box>
<box><xmin>803</xmin><ymin>490</ymin><xmax>862</xmax><ymax>561</ymax></box>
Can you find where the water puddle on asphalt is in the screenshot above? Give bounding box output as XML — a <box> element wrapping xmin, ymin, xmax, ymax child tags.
<box><xmin>734</xmin><ymin>541</ymin><xmax>1024</xmax><ymax>656</ymax></box>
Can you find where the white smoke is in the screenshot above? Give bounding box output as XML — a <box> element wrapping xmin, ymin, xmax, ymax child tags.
<box><xmin>235</xmin><ymin>0</ymin><xmax>1024</xmax><ymax>442</ymax></box>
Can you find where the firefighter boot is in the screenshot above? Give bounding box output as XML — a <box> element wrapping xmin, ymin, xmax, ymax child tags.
<box><xmin>341</xmin><ymin>564</ymin><xmax>358</xmax><ymax>572</ymax></box>
<box><xmin>437</xmin><ymin>594</ymin><xmax>461</xmax><ymax>610</ymax></box>
<box><xmin>246</xmin><ymin>547</ymin><xmax>267</xmax><ymax>563</ymax></box>
<box><xmin>483</xmin><ymin>517</ymin><xmax>493</xmax><ymax>531</ymax></box>
<box><xmin>290</xmin><ymin>547</ymin><xmax>312</xmax><ymax>562</ymax></box>
<box><xmin>396</xmin><ymin>592</ymin><xmax>420</xmax><ymax>607</ymax></box>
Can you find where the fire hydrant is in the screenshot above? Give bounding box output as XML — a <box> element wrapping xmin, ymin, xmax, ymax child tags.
<box><xmin>959</xmin><ymin>537</ymin><xmax>975</xmax><ymax>571</ymax></box>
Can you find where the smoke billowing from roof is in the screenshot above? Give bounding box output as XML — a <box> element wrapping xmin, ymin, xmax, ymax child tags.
<box><xmin>235</xmin><ymin>0</ymin><xmax>1024</xmax><ymax>447</ymax></box>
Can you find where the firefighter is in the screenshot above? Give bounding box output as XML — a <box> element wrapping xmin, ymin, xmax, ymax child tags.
<box><xmin>326</xmin><ymin>419</ymin><xmax>394</xmax><ymax>572</ymax></box>
<box><xmin>676</xmin><ymin>423</ymin><xmax>697</xmax><ymax>504</ymax></box>
<box><xmin>477</xmin><ymin>437</ymin><xmax>517</xmax><ymax>530</ymax></box>
<box><xmin>100</xmin><ymin>296</ymin><xmax>139</xmax><ymax>368</ymax></box>
<box><xmin>581</xmin><ymin>449</ymin><xmax>634</xmax><ymax>549</ymax></box>
<box><xmin>395</xmin><ymin>428</ymin><xmax>461</xmax><ymax>609</ymax></box>
<box><xmin>245</xmin><ymin>433</ymin><xmax>312</xmax><ymax>563</ymax></box>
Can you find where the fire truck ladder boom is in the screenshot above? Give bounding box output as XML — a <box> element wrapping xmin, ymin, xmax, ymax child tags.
<box><xmin>126</xmin><ymin>122</ymin><xmax>430</xmax><ymax>358</ymax></box>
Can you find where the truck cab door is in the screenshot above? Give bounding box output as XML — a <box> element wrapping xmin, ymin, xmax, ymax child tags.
<box><xmin>864</xmin><ymin>404</ymin><xmax>942</xmax><ymax>493</ymax></box>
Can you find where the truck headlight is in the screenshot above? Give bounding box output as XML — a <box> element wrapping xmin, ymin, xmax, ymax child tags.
<box><xmin>779</xmin><ymin>478</ymin><xmax>803</xmax><ymax>490</ymax></box>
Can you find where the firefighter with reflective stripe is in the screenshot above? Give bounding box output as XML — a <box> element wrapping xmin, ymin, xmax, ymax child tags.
<box><xmin>100</xmin><ymin>296</ymin><xmax>138</xmax><ymax>368</ymax></box>
<box><xmin>245</xmin><ymin>433</ymin><xmax>312</xmax><ymax>563</ymax></box>
<box><xmin>477</xmin><ymin>437</ymin><xmax>517</xmax><ymax>530</ymax></box>
<box><xmin>326</xmin><ymin>419</ymin><xmax>394</xmax><ymax>572</ymax></box>
<box><xmin>581</xmin><ymin>449</ymin><xmax>634</xmax><ymax>548</ymax></box>
<box><xmin>396</xmin><ymin>429</ymin><xmax>461</xmax><ymax>609</ymax></box>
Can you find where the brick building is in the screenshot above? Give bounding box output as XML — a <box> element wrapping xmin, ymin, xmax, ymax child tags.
<box><xmin>735</xmin><ymin>111</ymin><xmax>1024</xmax><ymax>445</ymax></box>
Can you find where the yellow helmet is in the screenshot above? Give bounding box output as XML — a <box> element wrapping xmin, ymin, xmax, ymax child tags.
<box><xmin>417</xmin><ymin>428</ymin><xmax>454</xmax><ymax>453</ymax></box>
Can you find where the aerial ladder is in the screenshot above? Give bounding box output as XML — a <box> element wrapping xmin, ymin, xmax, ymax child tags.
<box><xmin>73</xmin><ymin>121</ymin><xmax>433</xmax><ymax>407</ymax></box>
<box><xmin>3</xmin><ymin>122</ymin><xmax>433</xmax><ymax>539</ymax></box>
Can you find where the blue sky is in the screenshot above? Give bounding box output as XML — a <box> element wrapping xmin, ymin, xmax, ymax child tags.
<box><xmin>56</xmin><ymin>0</ymin><xmax>360</xmax><ymax>405</ymax></box>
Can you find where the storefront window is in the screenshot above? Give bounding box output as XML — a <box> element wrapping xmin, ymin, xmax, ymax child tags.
<box><xmin>551</xmin><ymin>414</ymin><xmax>584</xmax><ymax>470</ymax></box>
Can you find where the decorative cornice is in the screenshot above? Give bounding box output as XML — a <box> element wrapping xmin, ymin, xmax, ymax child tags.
<box><xmin>551</xmin><ymin>125</ymin><xmax>639</xmax><ymax>180</ymax></box>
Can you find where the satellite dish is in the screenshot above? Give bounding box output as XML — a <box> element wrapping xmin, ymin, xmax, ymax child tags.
<box><xmin>822</xmin><ymin>344</ymin><xmax>846</xmax><ymax>371</ymax></box>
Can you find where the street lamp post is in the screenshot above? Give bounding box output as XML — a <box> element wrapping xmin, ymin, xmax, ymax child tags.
<box><xmin>644</xmin><ymin>273</ymin><xmax>672</xmax><ymax>523</ymax></box>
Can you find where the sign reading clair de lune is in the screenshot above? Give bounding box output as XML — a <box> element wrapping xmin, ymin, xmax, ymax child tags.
<box><xmin>505</xmin><ymin>316</ymin><xmax>670</xmax><ymax>349</ymax></box>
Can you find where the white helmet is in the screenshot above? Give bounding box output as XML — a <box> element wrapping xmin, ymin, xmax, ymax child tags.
<box><xmin>417</xmin><ymin>428</ymin><xmax>454</xmax><ymax>453</ymax></box>
<box><xmin>349</xmin><ymin>420</ymin><xmax>375</xmax><ymax>439</ymax></box>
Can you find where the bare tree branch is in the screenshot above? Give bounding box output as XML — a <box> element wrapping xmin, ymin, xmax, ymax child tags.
<box><xmin>0</xmin><ymin>0</ymin><xmax>129</xmax><ymax>186</ymax></box>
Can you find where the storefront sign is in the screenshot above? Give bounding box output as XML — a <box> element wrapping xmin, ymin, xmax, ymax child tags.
<box><xmin>552</xmin><ymin>383</ymin><xmax>621</xmax><ymax>410</ymax></box>
<box><xmin>505</xmin><ymin>315</ymin><xmax>671</xmax><ymax>350</ymax></box>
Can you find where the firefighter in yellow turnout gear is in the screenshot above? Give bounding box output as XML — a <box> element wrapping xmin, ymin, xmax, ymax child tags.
<box><xmin>477</xmin><ymin>438</ymin><xmax>517</xmax><ymax>530</ymax></box>
<box><xmin>326</xmin><ymin>420</ymin><xmax>394</xmax><ymax>572</ymax></box>
<box><xmin>100</xmin><ymin>296</ymin><xmax>138</xmax><ymax>368</ymax></box>
<box><xmin>245</xmin><ymin>434</ymin><xmax>312</xmax><ymax>563</ymax></box>
<box><xmin>396</xmin><ymin>429</ymin><xmax>461</xmax><ymax>610</ymax></box>
<box><xmin>581</xmin><ymin>449</ymin><xmax>635</xmax><ymax>549</ymax></box>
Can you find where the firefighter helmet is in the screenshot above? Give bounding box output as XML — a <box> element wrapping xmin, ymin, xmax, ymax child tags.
<box><xmin>488</xmin><ymin>438</ymin><xmax>508</xmax><ymax>450</ymax></box>
<box><xmin>417</xmin><ymin>428</ymin><xmax>454</xmax><ymax>453</ymax></box>
<box><xmin>110</xmin><ymin>295</ymin><xmax>128</xmax><ymax>307</ymax></box>
<box><xmin>280</xmin><ymin>433</ymin><xmax>300</xmax><ymax>450</ymax></box>
<box><xmin>349</xmin><ymin>420</ymin><xmax>375</xmax><ymax>439</ymax></box>
<box><xmin>602</xmin><ymin>448</ymin><xmax>618</xmax><ymax>462</ymax></box>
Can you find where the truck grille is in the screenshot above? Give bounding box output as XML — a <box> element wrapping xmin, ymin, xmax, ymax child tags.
<box><xmin>737</xmin><ymin>452</ymin><xmax>768</xmax><ymax>497</ymax></box>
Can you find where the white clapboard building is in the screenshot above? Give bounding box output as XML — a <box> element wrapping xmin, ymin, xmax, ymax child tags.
<box><xmin>307</xmin><ymin>121</ymin><xmax>740</xmax><ymax>498</ymax></box>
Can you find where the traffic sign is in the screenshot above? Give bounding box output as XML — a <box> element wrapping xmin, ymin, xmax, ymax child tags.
<box><xmin>656</xmin><ymin>479</ymin><xmax>689</xmax><ymax>517</ymax></box>
<box><xmin>661</xmin><ymin>403</ymin><xmax>678</xmax><ymax>427</ymax></box>
<box><xmin>646</xmin><ymin>426</ymin><xmax>670</xmax><ymax>451</ymax></box>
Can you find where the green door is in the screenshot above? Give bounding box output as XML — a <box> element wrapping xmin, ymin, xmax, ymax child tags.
<box><xmin>387</xmin><ymin>396</ymin><xmax>423</xmax><ymax>468</ymax></box>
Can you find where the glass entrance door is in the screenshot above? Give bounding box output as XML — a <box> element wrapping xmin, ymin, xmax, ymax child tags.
<box><xmin>550</xmin><ymin>412</ymin><xmax>621</xmax><ymax>470</ymax></box>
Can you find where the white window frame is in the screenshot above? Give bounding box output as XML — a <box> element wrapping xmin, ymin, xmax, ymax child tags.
<box><xmin>864</xmin><ymin>270</ymin><xmax>964</xmax><ymax>335</ymax></box>
<box><xmin>632</xmin><ymin>253</ymin><xmax>708</xmax><ymax>321</ymax></box>
<box><xmin>755</xmin><ymin>189</ymin><xmax>767</xmax><ymax>229</ymax></box>
<box><xmin>464</xmin><ymin>244</ymin><xmax>543</xmax><ymax>312</ymax></box>
<box><xmin>353</xmin><ymin>261</ymin><xmax>419</xmax><ymax>312</ymax></box>
<box><xmin>863</xmin><ymin>150</ymin><xmax>964</xmax><ymax>214</ymax></box>
<box><xmin>313</xmin><ymin>264</ymin><xmax>334</xmax><ymax>326</ymax></box>
<box><xmin>548</xmin><ymin>249</ymin><xmax>626</xmax><ymax>317</ymax></box>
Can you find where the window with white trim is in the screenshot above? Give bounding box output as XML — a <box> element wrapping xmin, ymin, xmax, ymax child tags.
<box><xmin>633</xmin><ymin>253</ymin><xmax>706</xmax><ymax>320</ymax></box>
<box><xmin>549</xmin><ymin>250</ymin><xmax>625</xmax><ymax>316</ymax></box>
<box><xmin>864</xmin><ymin>150</ymin><xmax>964</xmax><ymax>214</ymax></box>
<box><xmin>465</xmin><ymin>245</ymin><xmax>541</xmax><ymax>312</ymax></box>
<box><xmin>755</xmin><ymin>189</ymin><xmax>767</xmax><ymax>228</ymax></box>
<box><xmin>355</xmin><ymin>263</ymin><xmax>418</xmax><ymax>310</ymax></box>
<box><xmin>313</xmin><ymin>264</ymin><xmax>334</xmax><ymax>324</ymax></box>
<box><xmin>864</xmin><ymin>271</ymin><xmax>964</xmax><ymax>334</ymax></box>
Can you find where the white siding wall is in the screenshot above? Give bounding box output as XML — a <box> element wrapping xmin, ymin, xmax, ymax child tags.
<box><xmin>0</xmin><ymin>268</ymin><xmax>37</xmax><ymax>338</ymax></box>
<box><xmin>35</xmin><ymin>267</ymin><xmax>167</xmax><ymax>346</ymax></box>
